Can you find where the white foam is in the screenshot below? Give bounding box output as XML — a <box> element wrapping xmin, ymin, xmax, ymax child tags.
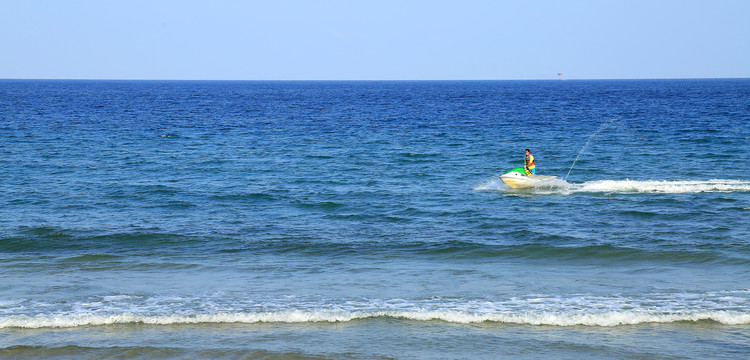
<box><xmin>472</xmin><ymin>178</ymin><xmax>506</xmax><ymax>191</ymax></box>
<box><xmin>574</xmin><ymin>179</ymin><xmax>750</xmax><ymax>194</ymax></box>
<box><xmin>475</xmin><ymin>178</ymin><xmax>750</xmax><ymax>194</ymax></box>
<box><xmin>472</xmin><ymin>177</ymin><xmax>572</xmax><ymax>193</ymax></box>
<box><xmin>3</xmin><ymin>292</ymin><xmax>750</xmax><ymax>328</ymax></box>
<box><xmin>1</xmin><ymin>309</ymin><xmax>748</xmax><ymax>328</ymax></box>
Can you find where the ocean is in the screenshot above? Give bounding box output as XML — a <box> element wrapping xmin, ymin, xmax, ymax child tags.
<box><xmin>1</xmin><ymin>79</ymin><xmax>748</xmax><ymax>359</ymax></box>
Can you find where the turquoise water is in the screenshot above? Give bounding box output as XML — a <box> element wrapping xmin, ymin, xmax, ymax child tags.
<box><xmin>1</xmin><ymin>79</ymin><xmax>749</xmax><ymax>359</ymax></box>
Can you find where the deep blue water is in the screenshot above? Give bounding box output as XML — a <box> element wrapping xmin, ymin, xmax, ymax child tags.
<box><xmin>1</xmin><ymin>79</ymin><xmax>749</xmax><ymax>359</ymax></box>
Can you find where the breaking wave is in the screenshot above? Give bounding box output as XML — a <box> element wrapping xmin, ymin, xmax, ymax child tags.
<box><xmin>3</xmin><ymin>310</ymin><xmax>748</xmax><ymax>329</ymax></box>
<box><xmin>3</xmin><ymin>293</ymin><xmax>748</xmax><ymax>328</ymax></box>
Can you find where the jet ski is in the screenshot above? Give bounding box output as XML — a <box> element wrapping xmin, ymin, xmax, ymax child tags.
<box><xmin>500</xmin><ymin>167</ymin><xmax>557</xmax><ymax>189</ymax></box>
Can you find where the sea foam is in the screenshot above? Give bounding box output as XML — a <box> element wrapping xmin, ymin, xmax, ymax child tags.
<box><xmin>3</xmin><ymin>293</ymin><xmax>749</xmax><ymax>328</ymax></box>
<box><xmin>476</xmin><ymin>178</ymin><xmax>750</xmax><ymax>194</ymax></box>
<box><xmin>575</xmin><ymin>179</ymin><xmax>750</xmax><ymax>194</ymax></box>
<box><xmin>2</xmin><ymin>310</ymin><xmax>749</xmax><ymax>328</ymax></box>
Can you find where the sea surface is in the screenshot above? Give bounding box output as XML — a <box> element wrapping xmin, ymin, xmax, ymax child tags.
<box><xmin>1</xmin><ymin>79</ymin><xmax>749</xmax><ymax>359</ymax></box>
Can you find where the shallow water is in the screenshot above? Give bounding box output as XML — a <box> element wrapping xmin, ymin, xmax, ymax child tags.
<box><xmin>1</xmin><ymin>79</ymin><xmax>749</xmax><ymax>359</ymax></box>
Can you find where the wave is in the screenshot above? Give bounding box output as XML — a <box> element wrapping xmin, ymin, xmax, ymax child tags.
<box><xmin>0</xmin><ymin>230</ymin><xmax>209</xmax><ymax>253</ymax></box>
<box><xmin>2</xmin><ymin>309</ymin><xmax>748</xmax><ymax>329</ymax></box>
<box><xmin>3</xmin><ymin>293</ymin><xmax>749</xmax><ymax>328</ymax></box>
<box><xmin>2</xmin><ymin>231</ymin><xmax>748</xmax><ymax>264</ymax></box>
<box><xmin>410</xmin><ymin>242</ymin><xmax>749</xmax><ymax>264</ymax></box>
<box><xmin>476</xmin><ymin>178</ymin><xmax>750</xmax><ymax>194</ymax></box>
<box><xmin>0</xmin><ymin>345</ymin><xmax>310</xmax><ymax>360</ymax></box>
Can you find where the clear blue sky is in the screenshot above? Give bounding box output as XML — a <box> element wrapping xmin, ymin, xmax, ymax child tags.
<box><xmin>1</xmin><ymin>0</ymin><xmax>748</xmax><ymax>80</ymax></box>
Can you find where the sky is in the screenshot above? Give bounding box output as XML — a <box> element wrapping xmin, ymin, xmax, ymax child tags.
<box><xmin>1</xmin><ymin>0</ymin><xmax>748</xmax><ymax>80</ymax></box>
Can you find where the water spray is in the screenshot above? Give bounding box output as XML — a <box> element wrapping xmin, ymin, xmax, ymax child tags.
<box><xmin>565</xmin><ymin>119</ymin><xmax>615</xmax><ymax>180</ymax></box>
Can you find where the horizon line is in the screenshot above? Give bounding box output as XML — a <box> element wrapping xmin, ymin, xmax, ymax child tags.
<box><xmin>1</xmin><ymin>77</ymin><xmax>749</xmax><ymax>82</ymax></box>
